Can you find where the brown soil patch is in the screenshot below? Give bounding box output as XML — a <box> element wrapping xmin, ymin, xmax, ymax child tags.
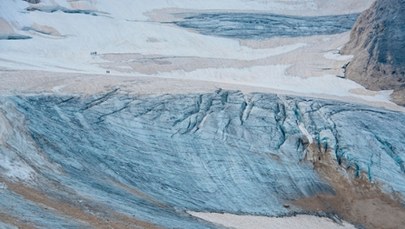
<box><xmin>0</xmin><ymin>212</ymin><xmax>36</xmax><ymax>229</ymax></box>
<box><xmin>294</xmin><ymin>144</ymin><xmax>405</xmax><ymax>229</ymax></box>
<box><xmin>109</xmin><ymin>178</ymin><xmax>168</xmax><ymax>209</ymax></box>
<box><xmin>0</xmin><ymin>18</ymin><xmax>14</xmax><ymax>35</ymax></box>
<box><xmin>1</xmin><ymin>178</ymin><xmax>160</xmax><ymax>229</ymax></box>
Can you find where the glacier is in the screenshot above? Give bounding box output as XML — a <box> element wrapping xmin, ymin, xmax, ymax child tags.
<box><xmin>2</xmin><ymin>0</ymin><xmax>403</xmax><ymax>228</ymax></box>
<box><xmin>174</xmin><ymin>13</ymin><xmax>359</xmax><ymax>39</ymax></box>
<box><xmin>1</xmin><ymin>90</ymin><xmax>404</xmax><ymax>228</ymax></box>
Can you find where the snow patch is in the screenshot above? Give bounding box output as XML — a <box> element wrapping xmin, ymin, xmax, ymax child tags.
<box><xmin>0</xmin><ymin>154</ymin><xmax>34</xmax><ymax>181</ymax></box>
<box><xmin>188</xmin><ymin>212</ymin><xmax>356</xmax><ymax>229</ymax></box>
<box><xmin>324</xmin><ymin>51</ymin><xmax>353</xmax><ymax>61</ymax></box>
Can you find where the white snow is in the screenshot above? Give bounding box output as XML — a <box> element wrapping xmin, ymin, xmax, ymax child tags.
<box><xmin>324</xmin><ymin>51</ymin><xmax>353</xmax><ymax>61</ymax></box>
<box><xmin>299</xmin><ymin>123</ymin><xmax>313</xmax><ymax>144</ymax></box>
<box><xmin>0</xmin><ymin>0</ymin><xmax>394</xmax><ymax>110</ymax></box>
<box><xmin>158</xmin><ymin>65</ymin><xmax>395</xmax><ymax>104</ymax></box>
<box><xmin>0</xmin><ymin>109</ymin><xmax>34</xmax><ymax>181</ymax></box>
<box><xmin>0</xmin><ymin>155</ymin><xmax>34</xmax><ymax>181</ymax></box>
<box><xmin>189</xmin><ymin>212</ymin><xmax>356</xmax><ymax>229</ymax></box>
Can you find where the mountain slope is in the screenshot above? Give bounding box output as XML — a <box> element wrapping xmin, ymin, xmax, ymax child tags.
<box><xmin>2</xmin><ymin>1</ymin><xmax>405</xmax><ymax>228</ymax></box>
<box><xmin>342</xmin><ymin>0</ymin><xmax>405</xmax><ymax>105</ymax></box>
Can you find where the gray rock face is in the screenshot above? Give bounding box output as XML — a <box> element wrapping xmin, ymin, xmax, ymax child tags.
<box><xmin>342</xmin><ymin>0</ymin><xmax>405</xmax><ymax>105</ymax></box>
<box><xmin>1</xmin><ymin>90</ymin><xmax>405</xmax><ymax>227</ymax></box>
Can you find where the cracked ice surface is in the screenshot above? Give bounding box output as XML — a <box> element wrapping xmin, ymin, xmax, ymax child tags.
<box><xmin>0</xmin><ymin>90</ymin><xmax>404</xmax><ymax>227</ymax></box>
<box><xmin>174</xmin><ymin>13</ymin><xmax>359</xmax><ymax>39</ymax></box>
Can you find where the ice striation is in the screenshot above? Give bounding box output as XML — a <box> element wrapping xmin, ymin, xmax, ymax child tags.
<box><xmin>0</xmin><ymin>90</ymin><xmax>405</xmax><ymax>228</ymax></box>
<box><xmin>174</xmin><ymin>13</ymin><xmax>359</xmax><ymax>39</ymax></box>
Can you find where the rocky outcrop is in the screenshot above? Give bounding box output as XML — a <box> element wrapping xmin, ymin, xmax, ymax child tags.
<box><xmin>342</xmin><ymin>0</ymin><xmax>405</xmax><ymax>105</ymax></box>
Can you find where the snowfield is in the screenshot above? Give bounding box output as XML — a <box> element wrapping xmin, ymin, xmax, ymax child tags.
<box><xmin>1</xmin><ymin>0</ymin><xmax>394</xmax><ymax>109</ymax></box>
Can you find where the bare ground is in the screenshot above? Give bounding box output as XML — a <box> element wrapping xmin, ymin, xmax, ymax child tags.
<box><xmin>0</xmin><ymin>177</ymin><xmax>161</xmax><ymax>229</ymax></box>
<box><xmin>294</xmin><ymin>144</ymin><xmax>405</xmax><ymax>229</ymax></box>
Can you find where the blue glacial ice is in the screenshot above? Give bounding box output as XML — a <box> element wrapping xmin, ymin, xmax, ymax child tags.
<box><xmin>174</xmin><ymin>13</ymin><xmax>359</xmax><ymax>39</ymax></box>
<box><xmin>0</xmin><ymin>90</ymin><xmax>404</xmax><ymax>228</ymax></box>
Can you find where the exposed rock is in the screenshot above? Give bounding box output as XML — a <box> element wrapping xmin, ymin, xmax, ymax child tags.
<box><xmin>342</xmin><ymin>0</ymin><xmax>405</xmax><ymax>105</ymax></box>
<box><xmin>296</xmin><ymin>142</ymin><xmax>405</xmax><ymax>229</ymax></box>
